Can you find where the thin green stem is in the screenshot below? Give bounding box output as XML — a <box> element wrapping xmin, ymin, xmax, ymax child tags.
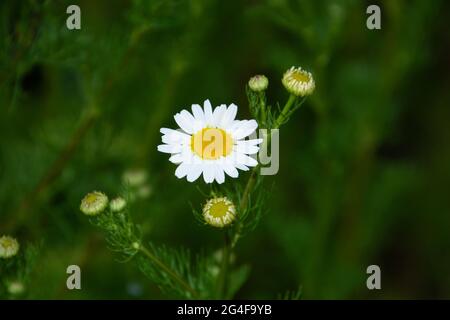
<box><xmin>139</xmin><ymin>245</ymin><xmax>199</xmax><ymax>298</ymax></box>
<box><xmin>259</xmin><ymin>93</ymin><xmax>267</xmax><ymax>124</ymax></box>
<box><xmin>220</xmin><ymin>93</ymin><xmax>307</xmax><ymax>297</ymax></box>
<box><xmin>274</xmin><ymin>94</ymin><xmax>296</xmax><ymax>129</ymax></box>
<box><xmin>240</xmin><ymin>169</ymin><xmax>258</xmax><ymax>213</ymax></box>
<box><xmin>237</xmin><ymin>93</ymin><xmax>302</xmax><ymax>218</ymax></box>
<box><xmin>231</xmin><ymin>168</ymin><xmax>258</xmax><ymax>248</ymax></box>
<box><xmin>216</xmin><ymin>231</ymin><xmax>231</xmax><ymax>299</ymax></box>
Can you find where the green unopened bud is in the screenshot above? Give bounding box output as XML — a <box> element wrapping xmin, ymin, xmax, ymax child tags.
<box><xmin>8</xmin><ymin>281</ymin><xmax>25</xmax><ymax>295</ymax></box>
<box><xmin>132</xmin><ymin>242</ymin><xmax>140</xmax><ymax>250</ymax></box>
<box><xmin>282</xmin><ymin>66</ymin><xmax>315</xmax><ymax>96</ymax></box>
<box><xmin>110</xmin><ymin>197</ymin><xmax>126</xmax><ymax>212</ymax></box>
<box><xmin>122</xmin><ymin>168</ymin><xmax>148</xmax><ymax>187</ymax></box>
<box><xmin>0</xmin><ymin>236</ymin><xmax>19</xmax><ymax>259</ymax></box>
<box><xmin>203</xmin><ymin>197</ymin><xmax>236</xmax><ymax>228</ymax></box>
<box><xmin>80</xmin><ymin>191</ymin><xmax>108</xmax><ymax>216</ymax></box>
<box><xmin>248</xmin><ymin>75</ymin><xmax>268</xmax><ymax>92</ymax></box>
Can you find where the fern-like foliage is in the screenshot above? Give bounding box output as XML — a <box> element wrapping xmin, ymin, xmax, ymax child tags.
<box><xmin>277</xmin><ymin>286</ymin><xmax>303</xmax><ymax>300</ymax></box>
<box><xmin>87</xmin><ymin>193</ymin><xmax>218</xmax><ymax>299</ymax></box>
<box><xmin>0</xmin><ymin>241</ymin><xmax>41</xmax><ymax>299</ymax></box>
<box><xmin>137</xmin><ymin>244</ymin><xmax>216</xmax><ymax>299</ymax></box>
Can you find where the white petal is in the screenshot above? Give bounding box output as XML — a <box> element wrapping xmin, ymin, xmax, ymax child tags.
<box><xmin>203</xmin><ymin>100</ymin><xmax>214</xmax><ymax>125</ymax></box>
<box><xmin>174</xmin><ymin>112</ymin><xmax>194</xmax><ymax>134</ymax></box>
<box><xmin>213</xmin><ymin>104</ymin><xmax>227</xmax><ymax>127</ymax></box>
<box><xmin>235</xmin><ymin>139</ymin><xmax>263</xmax><ymax>154</ymax></box>
<box><xmin>169</xmin><ymin>153</ymin><xmax>184</xmax><ymax>164</ymax></box>
<box><xmin>191</xmin><ymin>104</ymin><xmax>205</xmax><ymax>123</ymax></box>
<box><xmin>161</xmin><ymin>128</ymin><xmax>190</xmax><ymax>141</ymax></box>
<box><xmin>157</xmin><ymin>144</ymin><xmax>182</xmax><ymax>154</ymax></box>
<box><xmin>236</xmin><ymin>153</ymin><xmax>258</xmax><ymax>167</ymax></box>
<box><xmin>175</xmin><ymin>163</ymin><xmax>189</xmax><ymax>179</ymax></box>
<box><xmin>228</xmin><ymin>120</ymin><xmax>242</xmax><ymax>132</ymax></box>
<box><xmin>162</xmin><ymin>133</ymin><xmax>189</xmax><ymax>145</ymax></box>
<box><xmin>161</xmin><ymin>127</ymin><xmax>181</xmax><ymax>135</ymax></box>
<box><xmin>234</xmin><ymin>144</ymin><xmax>259</xmax><ymax>155</ymax></box>
<box><xmin>232</xmin><ymin>119</ymin><xmax>258</xmax><ymax>140</ymax></box>
<box><xmin>187</xmin><ymin>164</ymin><xmax>203</xmax><ymax>182</ymax></box>
<box><xmin>234</xmin><ymin>163</ymin><xmax>249</xmax><ymax>171</ymax></box>
<box><xmin>202</xmin><ymin>164</ymin><xmax>215</xmax><ymax>183</ymax></box>
<box><xmin>219</xmin><ymin>104</ymin><xmax>238</xmax><ymax>128</ymax></box>
<box><xmin>223</xmin><ymin>163</ymin><xmax>239</xmax><ymax>178</ymax></box>
<box><xmin>215</xmin><ymin>166</ymin><xmax>225</xmax><ymax>184</ymax></box>
<box><xmin>180</xmin><ymin>110</ymin><xmax>197</xmax><ymax>127</ymax></box>
<box><xmin>237</xmin><ymin>138</ymin><xmax>263</xmax><ymax>146</ymax></box>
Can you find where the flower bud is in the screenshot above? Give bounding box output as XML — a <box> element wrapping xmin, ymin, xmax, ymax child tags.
<box><xmin>122</xmin><ymin>168</ymin><xmax>148</xmax><ymax>187</ymax></box>
<box><xmin>248</xmin><ymin>75</ymin><xmax>269</xmax><ymax>92</ymax></box>
<box><xmin>0</xmin><ymin>235</ymin><xmax>19</xmax><ymax>259</ymax></box>
<box><xmin>282</xmin><ymin>66</ymin><xmax>315</xmax><ymax>96</ymax></box>
<box><xmin>203</xmin><ymin>197</ymin><xmax>236</xmax><ymax>228</ymax></box>
<box><xmin>8</xmin><ymin>281</ymin><xmax>25</xmax><ymax>295</ymax></box>
<box><xmin>110</xmin><ymin>197</ymin><xmax>126</xmax><ymax>212</ymax></box>
<box><xmin>80</xmin><ymin>191</ymin><xmax>108</xmax><ymax>216</ymax></box>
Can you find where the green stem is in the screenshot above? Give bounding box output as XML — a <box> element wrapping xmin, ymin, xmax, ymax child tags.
<box><xmin>274</xmin><ymin>94</ymin><xmax>296</xmax><ymax>129</ymax></box>
<box><xmin>139</xmin><ymin>245</ymin><xmax>199</xmax><ymax>298</ymax></box>
<box><xmin>240</xmin><ymin>169</ymin><xmax>258</xmax><ymax>213</ymax></box>
<box><xmin>219</xmin><ymin>93</ymin><xmax>306</xmax><ymax>296</ymax></box>
<box><xmin>216</xmin><ymin>231</ymin><xmax>231</xmax><ymax>299</ymax></box>
<box><xmin>236</xmin><ymin>93</ymin><xmax>302</xmax><ymax>227</ymax></box>
<box><xmin>259</xmin><ymin>93</ymin><xmax>267</xmax><ymax>124</ymax></box>
<box><xmin>231</xmin><ymin>168</ymin><xmax>258</xmax><ymax>247</ymax></box>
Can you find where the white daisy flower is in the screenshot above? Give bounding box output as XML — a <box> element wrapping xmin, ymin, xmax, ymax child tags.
<box><xmin>157</xmin><ymin>100</ymin><xmax>263</xmax><ymax>184</ymax></box>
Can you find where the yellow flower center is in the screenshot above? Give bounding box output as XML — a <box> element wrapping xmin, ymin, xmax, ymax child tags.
<box><xmin>208</xmin><ymin>201</ymin><xmax>231</xmax><ymax>218</ymax></box>
<box><xmin>191</xmin><ymin>128</ymin><xmax>234</xmax><ymax>160</ymax></box>
<box><xmin>85</xmin><ymin>193</ymin><xmax>98</xmax><ymax>204</ymax></box>
<box><xmin>1</xmin><ymin>239</ymin><xmax>14</xmax><ymax>248</ymax></box>
<box><xmin>292</xmin><ymin>71</ymin><xmax>310</xmax><ymax>83</ymax></box>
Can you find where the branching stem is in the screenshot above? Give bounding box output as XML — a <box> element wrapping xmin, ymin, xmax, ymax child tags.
<box><xmin>216</xmin><ymin>93</ymin><xmax>306</xmax><ymax>299</ymax></box>
<box><xmin>139</xmin><ymin>245</ymin><xmax>199</xmax><ymax>298</ymax></box>
<box><xmin>274</xmin><ymin>94</ymin><xmax>296</xmax><ymax>128</ymax></box>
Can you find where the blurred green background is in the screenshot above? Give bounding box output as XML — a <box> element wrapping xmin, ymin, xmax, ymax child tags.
<box><xmin>1</xmin><ymin>0</ymin><xmax>450</xmax><ymax>299</ymax></box>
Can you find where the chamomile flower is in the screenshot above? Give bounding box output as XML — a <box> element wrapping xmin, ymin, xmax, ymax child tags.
<box><xmin>282</xmin><ymin>66</ymin><xmax>315</xmax><ymax>96</ymax></box>
<box><xmin>0</xmin><ymin>236</ymin><xmax>19</xmax><ymax>259</ymax></box>
<box><xmin>157</xmin><ymin>100</ymin><xmax>263</xmax><ymax>184</ymax></box>
<box><xmin>80</xmin><ymin>191</ymin><xmax>108</xmax><ymax>216</ymax></box>
<box><xmin>203</xmin><ymin>197</ymin><xmax>236</xmax><ymax>228</ymax></box>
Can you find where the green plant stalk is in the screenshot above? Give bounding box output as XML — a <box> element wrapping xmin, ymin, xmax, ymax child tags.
<box><xmin>218</xmin><ymin>93</ymin><xmax>304</xmax><ymax>298</ymax></box>
<box><xmin>274</xmin><ymin>94</ymin><xmax>296</xmax><ymax>129</ymax></box>
<box><xmin>259</xmin><ymin>93</ymin><xmax>267</xmax><ymax>124</ymax></box>
<box><xmin>139</xmin><ymin>245</ymin><xmax>199</xmax><ymax>298</ymax></box>
<box><xmin>216</xmin><ymin>231</ymin><xmax>231</xmax><ymax>299</ymax></box>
